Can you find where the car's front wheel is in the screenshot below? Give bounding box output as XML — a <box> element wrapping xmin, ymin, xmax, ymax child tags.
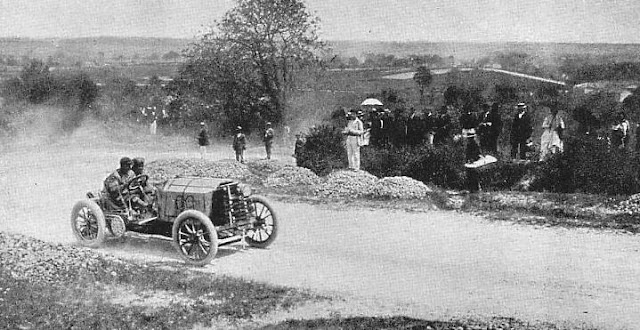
<box><xmin>244</xmin><ymin>195</ymin><xmax>278</xmax><ymax>248</ymax></box>
<box><xmin>172</xmin><ymin>210</ymin><xmax>218</xmax><ymax>266</ymax></box>
<box><xmin>70</xmin><ymin>199</ymin><xmax>107</xmax><ymax>248</ymax></box>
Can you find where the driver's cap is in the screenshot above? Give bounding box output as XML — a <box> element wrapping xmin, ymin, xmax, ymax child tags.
<box><xmin>120</xmin><ymin>157</ymin><xmax>132</xmax><ymax>167</ymax></box>
<box><xmin>133</xmin><ymin>157</ymin><xmax>145</xmax><ymax>167</ymax></box>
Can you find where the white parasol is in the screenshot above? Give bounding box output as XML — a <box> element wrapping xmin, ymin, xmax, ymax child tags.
<box><xmin>360</xmin><ymin>98</ymin><xmax>383</xmax><ymax>106</ymax></box>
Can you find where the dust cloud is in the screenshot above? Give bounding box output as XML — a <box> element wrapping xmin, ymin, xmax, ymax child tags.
<box><xmin>0</xmin><ymin>105</ymin><xmax>292</xmax><ymax>243</ymax></box>
<box><xmin>0</xmin><ymin>106</ymin><xmax>119</xmax><ymax>243</ymax></box>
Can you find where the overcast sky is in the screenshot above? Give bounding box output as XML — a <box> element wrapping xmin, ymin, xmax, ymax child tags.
<box><xmin>1</xmin><ymin>0</ymin><xmax>639</xmax><ymax>43</ymax></box>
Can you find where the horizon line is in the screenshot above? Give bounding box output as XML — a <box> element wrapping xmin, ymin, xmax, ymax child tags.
<box><xmin>0</xmin><ymin>36</ymin><xmax>639</xmax><ymax>46</ymax></box>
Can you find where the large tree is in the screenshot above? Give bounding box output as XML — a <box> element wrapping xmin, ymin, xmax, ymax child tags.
<box><xmin>182</xmin><ymin>0</ymin><xmax>323</xmax><ymax>128</ymax></box>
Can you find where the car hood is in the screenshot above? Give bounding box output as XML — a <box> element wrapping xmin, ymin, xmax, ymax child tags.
<box><xmin>163</xmin><ymin>176</ymin><xmax>234</xmax><ymax>195</ymax></box>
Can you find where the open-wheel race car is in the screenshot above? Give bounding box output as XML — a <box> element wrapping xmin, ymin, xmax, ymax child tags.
<box><xmin>71</xmin><ymin>176</ymin><xmax>278</xmax><ymax>265</ymax></box>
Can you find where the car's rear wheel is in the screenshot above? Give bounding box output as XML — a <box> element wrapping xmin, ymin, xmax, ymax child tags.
<box><xmin>70</xmin><ymin>199</ymin><xmax>107</xmax><ymax>248</ymax></box>
<box><xmin>244</xmin><ymin>195</ymin><xmax>278</xmax><ymax>248</ymax></box>
<box><xmin>172</xmin><ymin>210</ymin><xmax>218</xmax><ymax>266</ymax></box>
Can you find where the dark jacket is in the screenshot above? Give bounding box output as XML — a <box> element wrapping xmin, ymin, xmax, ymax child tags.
<box><xmin>233</xmin><ymin>132</ymin><xmax>247</xmax><ymax>151</ymax></box>
<box><xmin>480</xmin><ymin>110</ymin><xmax>503</xmax><ymax>137</ymax></box>
<box><xmin>197</xmin><ymin>128</ymin><xmax>210</xmax><ymax>146</ymax></box>
<box><xmin>263</xmin><ymin>127</ymin><xmax>274</xmax><ymax>144</ymax></box>
<box><xmin>459</xmin><ymin>111</ymin><xmax>478</xmax><ymax>130</ymax></box>
<box><xmin>510</xmin><ymin>111</ymin><xmax>533</xmax><ymax>142</ymax></box>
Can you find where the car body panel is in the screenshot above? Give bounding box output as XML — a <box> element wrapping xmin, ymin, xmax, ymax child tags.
<box><xmin>158</xmin><ymin>177</ymin><xmax>234</xmax><ymax>222</ymax></box>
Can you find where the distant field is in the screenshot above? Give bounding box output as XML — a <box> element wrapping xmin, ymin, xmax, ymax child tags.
<box><xmin>3</xmin><ymin>37</ymin><xmax>640</xmax><ymax>64</ymax></box>
<box><xmin>0</xmin><ymin>37</ymin><xmax>190</xmax><ymax>62</ymax></box>
<box><xmin>328</xmin><ymin>40</ymin><xmax>640</xmax><ymax>62</ymax></box>
<box><xmin>382</xmin><ymin>68</ymin><xmax>474</xmax><ymax>80</ymax></box>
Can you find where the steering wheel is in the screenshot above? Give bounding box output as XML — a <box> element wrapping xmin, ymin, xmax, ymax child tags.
<box><xmin>126</xmin><ymin>174</ymin><xmax>149</xmax><ymax>193</ymax></box>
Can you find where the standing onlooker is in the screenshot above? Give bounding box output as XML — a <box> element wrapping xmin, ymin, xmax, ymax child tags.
<box><xmin>540</xmin><ymin>107</ymin><xmax>565</xmax><ymax>161</ymax></box>
<box><xmin>370</xmin><ymin>110</ymin><xmax>383</xmax><ymax>146</ymax></box>
<box><xmin>379</xmin><ymin>109</ymin><xmax>391</xmax><ymax>145</ymax></box>
<box><xmin>510</xmin><ymin>103</ymin><xmax>533</xmax><ymax>160</ymax></box>
<box><xmin>434</xmin><ymin>105</ymin><xmax>453</xmax><ymax>145</ymax></box>
<box><xmin>263</xmin><ymin>122</ymin><xmax>275</xmax><ymax>160</ymax></box>
<box><xmin>406</xmin><ymin>108</ymin><xmax>425</xmax><ymax>145</ymax></box>
<box><xmin>149</xmin><ymin>110</ymin><xmax>157</xmax><ymax>135</ymax></box>
<box><xmin>294</xmin><ymin>133</ymin><xmax>305</xmax><ymax>166</ymax></box>
<box><xmin>357</xmin><ymin>111</ymin><xmax>371</xmax><ymax>146</ymax></box>
<box><xmin>282</xmin><ymin>125</ymin><xmax>291</xmax><ymax>146</ymax></box>
<box><xmin>461</xmin><ymin>105</ymin><xmax>482</xmax><ymax>193</ymax></box>
<box><xmin>478</xmin><ymin>103</ymin><xmax>503</xmax><ymax>154</ymax></box>
<box><xmin>197</xmin><ymin>122</ymin><xmax>210</xmax><ymax>159</ymax></box>
<box><xmin>611</xmin><ymin>112</ymin><xmax>630</xmax><ymax>149</ymax></box>
<box><xmin>424</xmin><ymin>108</ymin><xmax>436</xmax><ymax>145</ymax></box>
<box><xmin>342</xmin><ymin>110</ymin><xmax>364</xmax><ymax>170</ymax></box>
<box><xmin>233</xmin><ymin>126</ymin><xmax>247</xmax><ymax>163</ymax></box>
<box><xmin>150</xmin><ymin>117</ymin><xmax>157</xmax><ymax>135</ymax></box>
<box><xmin>459</xmin><ymin>104</ymin><xmax>480</xmax><ymax>163</ymax></box>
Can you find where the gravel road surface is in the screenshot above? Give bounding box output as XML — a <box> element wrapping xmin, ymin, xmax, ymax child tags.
<box><xmin>2</xmin><ymin>132</ymin><xmax>640</xmax><ymax>329</ymax></box>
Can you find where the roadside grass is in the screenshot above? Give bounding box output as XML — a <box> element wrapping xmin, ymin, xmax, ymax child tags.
<box><xmin>459</xmin><ymin>191</ymin><xmax>640</xmax><ymax>233</ymax></box>
<box><xmin>0</xmin><ymin>260</ymin><xmax>600</xmax><ymax>330</ymax></box>
<box><xmin>0</xmin><ymin>258</ymin><xmax>319</xmax><ymax>330</ymax></box>
<box><xmin>256</xmin><ymin>316</ymin><xmax>596</xmax><ymax>330</ymax></box>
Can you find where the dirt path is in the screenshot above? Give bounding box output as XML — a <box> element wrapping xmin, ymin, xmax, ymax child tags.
<box><xmin>2</xmin><ymin>130</ymin><xmax>640</xmax><ymax>329</ymax></box>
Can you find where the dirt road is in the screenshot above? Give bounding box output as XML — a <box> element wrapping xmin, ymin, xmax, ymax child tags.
<box><xmin>2</xmin><ymin>128</ymin><xmax>640</xmax><ymax>329</ymax></box>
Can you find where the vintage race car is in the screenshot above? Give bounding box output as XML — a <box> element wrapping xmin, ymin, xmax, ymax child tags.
<box><xmin>70</xmin><ymin>175</ymin><xmax>278</xmax><ymax>265</ymax></box>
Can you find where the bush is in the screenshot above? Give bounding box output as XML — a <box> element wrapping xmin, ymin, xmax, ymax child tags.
<box><xmin>3</xmin><ymin>61</ymin><xmax>99</xmax><ymax>110</ymax></box>
<box><xmin>361</xmin><ymin>144</ymin><xmax>409</xmax><ymax>178</ymax></box>
<box><xmin>401</xmin><ymin>144</ymin><xmax>467</xmax><ymax>189</ymax></box>
<box><xmin>20</xmin><ymin>59</ymin><xmax>52</xmax><ymax>104</ymax></box>
<box><xmin>1</xmin><ymin>77</ymin><xmax>26</xmax><ymax>102</ymax></box>
<box><xmin>363</xmin><ymin>143</ymin><xmax>467</xmax><ymax>189</ymax></box>
<box><xmin>530</xmin><ymin>135</ymin><xmax>640</xmax><ymax>195</ymax></box>
<box><xmin>296</xmin><ymin>125</ymin><xmax>347</xmax><ymax>176</ymax></box>
<box><xmin>52</xmin><ymin>72</ymin><xmax>99</xmax><ymax>109</ymax></box>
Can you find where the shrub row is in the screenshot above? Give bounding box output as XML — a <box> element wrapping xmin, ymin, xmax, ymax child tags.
<box><xmin>530</xmin><ymin>136</ymin><xmax>640</xmax><ymax>195</ymax></box>
<box><xmin>296</xmin><ymin>126</ymin><xmax>468</xmax><ymax>189</ymax></box>
<box><xmin>2</xmin><ymin>60</ymin><xmax>98</xmax><ymax>108</ymax></box>
<box><xmin>297</xmin><ymin>126</ymin><xmax>640</xmax><ymax>195</ymax></box>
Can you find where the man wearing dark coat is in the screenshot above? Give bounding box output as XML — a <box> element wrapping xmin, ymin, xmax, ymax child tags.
<box><xmin>434</xmin><ymin>105</ymin><xmax>453</xmax><ymax>145</ymax></box>
<box><xmin>263</xmin><ymin>122</ymin><xmax>275</xmax><ymax>160</ymax></box>
<box><xmin>478</xmin><ymin>103</ymin><xmax>503</xmax><ymax>154</ymax></box>
<box><xmin>510</xmin><ymin>103</ymin><xmax>533</xmax><ymax>160</ymax></box>
<box><xmin>197</xmin><ymin>122</ymin><xmax>210</xmax><ymax>159</ymax></box>
<box><xmin>233</xmin><ymin>126</ymin><xmax>247</xmax><ymax>163</ymax></box>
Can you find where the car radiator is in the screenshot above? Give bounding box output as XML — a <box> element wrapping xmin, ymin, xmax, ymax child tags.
<box><xmin>223</xmin><ymin>188</ymin><xmax>250</xmax><ymax>224</ymax></box>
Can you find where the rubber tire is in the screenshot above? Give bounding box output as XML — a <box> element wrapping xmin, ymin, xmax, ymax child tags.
<box><xmin>172</xmin><ymin>210</ymin><xmax>218</xmax><ymax>266</ymax></box>
<box><xmin>70</xmin><ymin>199</ymin><xmax>107</xmax><ymax>248</ymax></box>
<box><xmin>245</xmin><ymin>195</ymin><xmax>278</xmax><ymax>248</ymax></box>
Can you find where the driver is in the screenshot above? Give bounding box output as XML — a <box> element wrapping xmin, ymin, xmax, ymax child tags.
<box><xmin>128</xmin><ymin>157</ymin><xmax>155</xmax><ymax>210</ymax></box>
<box><xmin>102</xmin><ymin>157</ymin><xmax>135</xmax><ymax>209</ymax></box>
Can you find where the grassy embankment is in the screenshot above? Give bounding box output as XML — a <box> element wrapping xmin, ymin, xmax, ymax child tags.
<box><xmin>0</xmin><ymin>244</ymin><xmax>579</xmax><ymax>330</ymax></box>
<box><xmin>0</xmin><ymin>251</ymin><xmax>317</xmax><ymax>329</ymax></box>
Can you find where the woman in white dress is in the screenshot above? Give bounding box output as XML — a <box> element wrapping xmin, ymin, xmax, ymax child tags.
<box><xmin>540</xmin><ymin>107</ymin><xmax>565</xmax><ymax>161</ymax></box>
